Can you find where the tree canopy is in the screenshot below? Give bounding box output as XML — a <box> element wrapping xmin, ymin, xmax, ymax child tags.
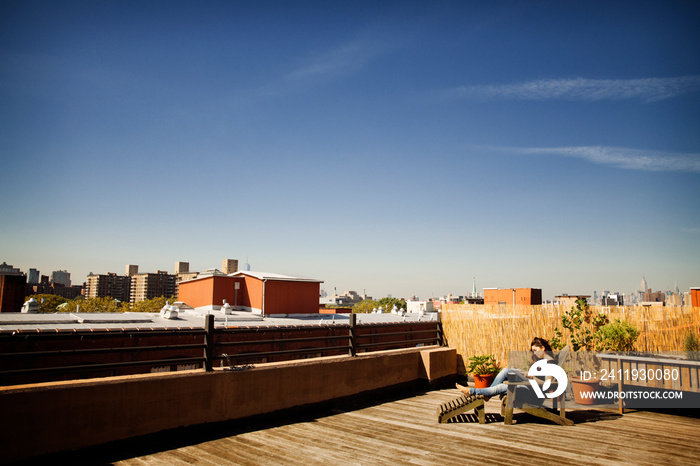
<box><xmin>376</xmin><ymin>297</ymin><xmax>407</xmax><ymax>311</ymax></box>
<box><xmin>55</xmin><ymin>295</ymin><xmax>178</xmax><ymax>313</ymax></box>
<box><xmin>59</xmin><ymin>297</ymin><xmax>122</xmax><ymax>313</ymax></box>
<box><xmin>352</xmin><ymin>299</ymin><xmax>379</xmax><ymax>313</ymax></box>
<box><xmin>352</xmin><ymin>297</ymin><xmax>407</xmax><ymax>313</ymax></box>
<box><xmin>26</xmin><ymin>294</ymin><xmax>69</xmax><ymax>313</ymax></box>
<box><xmin>128</xmin><ymin>296</ymin><xmax>177</xmax><ymax>313</ymax></box>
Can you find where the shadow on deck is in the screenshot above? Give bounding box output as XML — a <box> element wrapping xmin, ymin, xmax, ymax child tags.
<box><xmin>12</xmin><ymin>388</ymin><xmax>700</xmax><ymax>465</ymax></box>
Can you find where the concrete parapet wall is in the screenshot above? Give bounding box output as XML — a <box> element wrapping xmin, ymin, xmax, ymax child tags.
<box><xmin>0</xmin><ymin>346</ymin><xmax>455</xmax><ymax>463</ymax></box>
<box><xmin>420</xmin><ymin>345</ymin><xmax>457</xmax><ymax>383</ymax></box>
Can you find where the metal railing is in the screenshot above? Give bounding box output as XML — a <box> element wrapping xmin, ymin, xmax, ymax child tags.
<box><xmin>0</xmin><ymin>314</ymin><xmax>443</xmax><ymax>385</ymax></box>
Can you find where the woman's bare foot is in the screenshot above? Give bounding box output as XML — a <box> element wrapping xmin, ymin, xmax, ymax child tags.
<box><xmin>455</xmin><ymin>383</ymin><xmax>471</xmax><ymax>396</ymax></box>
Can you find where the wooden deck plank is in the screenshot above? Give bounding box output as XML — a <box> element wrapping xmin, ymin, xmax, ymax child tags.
<box><xmin>312</xmin><ymin>416</ymin><xmax>461</xmax><ymax>463</ymax></box>
<box><xmin>104</xmin><ymin>388</ymin><xmax>700</xmax><ymax>466</ymax></box>
<box><xmin>218</xmin><ymin>436</ymin><xmax>298</xmax><ymax>465</ymax></box>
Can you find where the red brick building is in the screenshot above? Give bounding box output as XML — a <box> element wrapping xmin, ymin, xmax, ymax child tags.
<box><xmin>27</xmin><ymin>282</ymin><xmax>83</xmax><ymax>299</ymax></box>
<box><xmin>178</xmin><ymin>271</ymin><xmax>323</xmax><ymax>315</ymax></box>
<box><xmin>0</xmin><ymin>275</ymin><xmax>26</xmax><ymax>313</ymax></box>
<box><xmin>483</xmin><ymin>288</ymin><xmax>542</xmax><ymax>306</ymax></box>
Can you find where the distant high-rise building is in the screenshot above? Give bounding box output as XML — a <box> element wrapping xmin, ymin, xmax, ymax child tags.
<box><xmin>86</xmin><ymin>273</ymin><xmax>132</xmax><ymax>302</ymax></box>
<box><xmin>130</xmin><ymin>271</ymin><xmax>177</xmax><ymax>304</ymax></box>
<box><xmin>640</xmin><ymin>276</ymin><xmax>648</xmax><ymax>293</ymax></box>
<box><xmin>244</xmin><ymin>258</ymin><xmax>251</xmax><ymax>271</ymax></box>
<box><xmin>0</xmin><ymin>262</ymin><xmax>22</xmax><ymax>276</ymax></box>
<box><xmin>222</xmin><ymin>259</ymin><xmax>238</xmax><ymax>275</ymax></box>
<box><xmin>27</xmin><ymin>268</ymin><xmax>39</xmax><ymax>285</ymax></box>
<box><xmin>28</xmin><ymin>268</ymin><xmax>82</xmax><ymax>298</ymax></box>
<box><xmin>175</xmin><ymin>262</ymin><xmax>190</xmax><ymax>274</ymax></box>
<box><xmin>126</xmin><ymin>265</ymin><xmax>139</xmax><ymax>276</ymax></box>
<box><xmin>51</xmin><ymin>270</ymin><xmax>71</xmax><ymax>287</ymax></box>
<box><xmin>666</xmin><ymin>294</ymin><xmax>683</xmax><ymax>307</ymax></box>
<box><xmin>557</xmin><ymin>294</ymin><xmax>592</xmax><ymax>308</ymax></box>
<box><xmin>175</xmin><ymin>261</ymin><xmax>199</xmax><ymax>292</ymax></box>
<box><xmin>643</xmin><ymin>289</ymin><xmax>665</xmax><ymax>303</ymax></box>
<box><xmin>470</xmin><ymin>277</ymin><xmax>478</xmax><ymax>298</ymax></box>
<box><xmin>601</xmin><ymin>292</ymin><xmax>623</xmax><ymax>306</ymax></box>
<box><xmin>28</xmin><ymin>281</ymin><xmax>83</xmax><ymax>299</ymax></box>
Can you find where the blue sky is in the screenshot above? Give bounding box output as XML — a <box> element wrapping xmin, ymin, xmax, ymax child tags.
<box><xmin>2</xmin><ymin>1</ymin><xmax>699</xmax><ymax>300</ymax></box>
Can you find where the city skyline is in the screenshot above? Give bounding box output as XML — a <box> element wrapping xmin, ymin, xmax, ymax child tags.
<box><xmin>2</xmin><ymin>1</ymin><xmax>699</xmax><ymax>300</ymax></box>
<box><xmin>5</xmin><ymin>258</ymin><xmax>691</xmax><ymax>302</ymax></box>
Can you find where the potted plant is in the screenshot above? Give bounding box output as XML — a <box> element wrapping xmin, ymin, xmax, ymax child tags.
<box><xmin>551</xmin><ymin>299</ymin><xmax>608</xmax><ymax>404</ymax></box>
<box><xmin>467</xmin><ymin>355</ymin><xmax>500</xmax><ymax>388</ymax></box>
<box><xmin>551</xmin><ymin>299</ymin><xmax>640</xmax><ymax>404</ymax></box>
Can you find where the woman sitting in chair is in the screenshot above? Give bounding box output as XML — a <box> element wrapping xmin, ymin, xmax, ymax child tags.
<box><xmin>456</xmin><ymin>337</ymin><xmax>553</xmax><ymax>399</ymax></box>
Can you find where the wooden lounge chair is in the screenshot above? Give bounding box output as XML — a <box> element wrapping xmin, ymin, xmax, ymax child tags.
<box><xmin>501</xmin><ymin>347</ymin><xmax>573</xmax><ymax>426</ymax></box>
<box><xmin>437</xmin><ymin>394</ymin><xmax>486</xmax><ymax>424</ymax></box>
<box><xmin>501</xmin><ymin>379</ymin><xmax>572</xmax><ymax>425</ymax></box>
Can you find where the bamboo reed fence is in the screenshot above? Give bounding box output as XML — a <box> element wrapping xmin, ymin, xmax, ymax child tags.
<box><xmin>441</xmin><ymin>304</ymin><xmax>700</xmax><ymax>374</ymax></box>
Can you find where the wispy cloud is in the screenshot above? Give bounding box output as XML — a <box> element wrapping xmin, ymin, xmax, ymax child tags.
<box><xmin>447</xmin><ymin>76</ymin><xmax>700</xmax><ymax>102</ymax></box>
<box><xmin>284</xmin><ymin>32</ymin><xmax>389</xmax><ymax>84</ymax></box>
<box><xmin>681</xmin><ymin>227</ymin><xmax>700</xmax><ymax>234</ymax></box>
<box><xmin>238</xmin><ymin>31</ymin><xmax>393</xmax><ymax>100</ymax></box>
<box><xmin>495</xmin><ymin>146</ymin><xmax>700</xmax><ymax>173</ymax></box>
<box><xmin>285</xmin><ymin>42</ymin><xmax>370</xmax><ymax>82</ymax></box>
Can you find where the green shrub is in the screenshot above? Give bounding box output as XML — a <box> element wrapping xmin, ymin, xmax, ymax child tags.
<box><xmin>684</xmin><ymin>332</ymin><xmax>700</xmax><ymax>361</ymax></box>
<box><xmin>596</xmin><ymin>319</ymin><xmax>640</xmax><ymax>351</ymax></box>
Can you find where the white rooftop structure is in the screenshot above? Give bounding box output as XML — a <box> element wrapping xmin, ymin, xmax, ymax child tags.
<box><xmin>230</xmin><ymin>270</ymin><xmax>323</xmax><ymax>283</ymax></box>
<box><xmin>0</xmin><ymin>305</ymin><xmax>439</xmax><ymax>333</ymax></box>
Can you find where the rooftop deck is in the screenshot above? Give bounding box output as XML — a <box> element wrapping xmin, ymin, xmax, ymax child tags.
<box><xmin>35</xmin><ymin>388</ymin><xmax>700</xmax><ymax>465</ymax></box>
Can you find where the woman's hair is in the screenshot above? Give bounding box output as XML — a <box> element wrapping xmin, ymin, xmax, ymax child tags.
<box><xmin>530</xmin><ymin>337</ymin><xmax>552</xmax><ymax>352</ymax></box>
